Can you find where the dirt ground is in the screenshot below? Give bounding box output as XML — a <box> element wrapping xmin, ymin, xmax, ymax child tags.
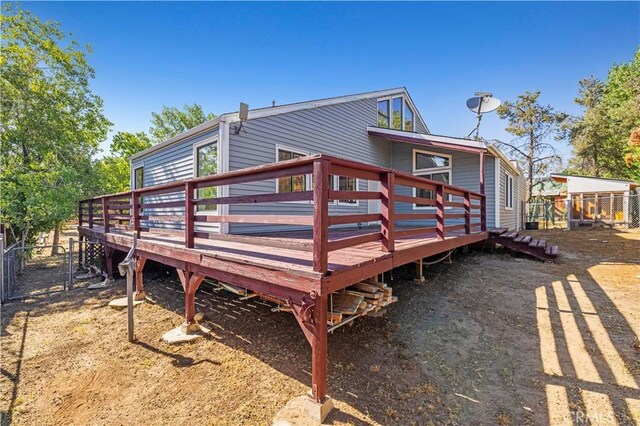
<box><xmin>1</xmin><ymin>227</ymin><xmax>639</xmax><ymax>425</ymax></box>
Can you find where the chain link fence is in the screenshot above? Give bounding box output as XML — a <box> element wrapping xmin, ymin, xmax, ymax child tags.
<box><xmin>569</xmin><ymin>193</ymin><xmax>639</xmax><ymax>229</ymax></box>
<box><xmin>524</xmin><ymin>193</ymin><xmax>639</xmax><ymax>230</ymax></box>
<box><xmin>1</xmin><ymin>237</ymin><xmax>106</xmax><ymax>302</ymax></box>
<box><xmin>2</xmin><ymin>243</ymin><xmax>69</xmax><ymax>301</ymax></box>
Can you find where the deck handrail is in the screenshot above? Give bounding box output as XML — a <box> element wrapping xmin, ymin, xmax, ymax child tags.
<box><xmin>78</xmin><ymin>154</ymin><xmax>486</xmax><ymax>274</ymax></box>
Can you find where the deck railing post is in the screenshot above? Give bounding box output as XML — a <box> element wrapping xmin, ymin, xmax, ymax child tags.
<box><xmin>436</xmin><ymin>184</ymin><xmax>445</xmax><ymax>240</ymax></box>
<box><xmin>381</xmin><ymin>171</ymin><xmax>395</xmax><ymax>252</ymax></box>
<box><xmin>78</xmin><ymin>201</ymin><xmax>83</xmax><ymax>228</ymax></box>
<box><xmin>464</xmin><ymin>192</ymin><xmax>471</xmax><ymax>234</ymax></box>
<box><xmin>312</xmin><ymin>159</ymin><xmax>330</xmax><ymax>273</ymax></box>
<box><xmin>185</xmin><ymin>182</ymin><xmax>195</xmax><ymax>248</ymax></box>
<box><xmin>102</xmin><ymin>196</ymin><xmax>110</xmax><ymax>233</ymax></box>
<box><xmin>88</xmin><ymin>200</ymin><xmax>94</xmax><ymax>229</ymax></box>
<box><xmin>131</xmin><ymin>191</ymin><xmax>140</xmax><ymax>238</ymax></box>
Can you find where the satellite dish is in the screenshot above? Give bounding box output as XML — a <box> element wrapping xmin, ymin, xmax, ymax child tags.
<box><xmin>466</xmin><ymin>96</ymin><xmax>501</xmax><ymax>114</ymax></box>
<box><xmin>465</xmin><ymin>92</ymin><xmax>501</xmax><ymax>139</ymax></box>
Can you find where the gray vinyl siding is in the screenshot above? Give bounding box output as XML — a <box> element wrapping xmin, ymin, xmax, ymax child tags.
<box><xmin>499</xmin><ymin>160</ymin><xmax>517</xmax><ymax>230</ymax></box>
<box><xmin>130</xmin><ymin>128</ymin><xmax>219</xmax><ymax>233</ymax></box>
<box><xmin>414</xmin><ymin>118</ymin><xmax>428</xmax><ymax>134</ymax></box>
<box><xmin>226</xmin><ymin>96</ymin><xmax>395</xmax><ymax>234</ymax></box>
<box><xmin>485</xmin><ymin>157</ymin><xmax>496</xmax><ymax>229</ymax></box>
<box><xmin>390</xmin><ymin>143</ymin><xmax>496</xmax><ymax>229</ymax></box>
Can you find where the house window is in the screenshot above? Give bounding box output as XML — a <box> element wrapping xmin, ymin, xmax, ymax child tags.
<box><xmin>392</xmin><ymin>97</ymin><xmax>403</xmax><ymax>130</ymax></box>
<box><xmin>335</xmin><ymin>176</ymin><xmax>358</xmax><ymax>205</ymax></box>
<box><xmin>404</xmin><ymin>102</ymin><xmax>414</xmax><ymax>131</ymax></box>
<box><xmin>276</xmin><ymin>147</ymin><xmax>309</xmax><ymax>193</ymax></box>
<box><xmin>377</xmin><ymin>100</ymin><xmax>390</xmax><ymax>128</ymax></box>
<box><xmin>412</xmin><ymin>150</ymin><xmax>452</xmax><ymax>208</ymax></box>
<box><xmin>195</xmin><ymin>141</ymin><xmax>218</xmax><ymax>212</ymax></box>
<box><xmin>505</xmin><ymin>173</ymin><xmax>514</xmax><ymax>210</ymax></box>
<box><xmin>134</xmin><ymin>167</ymin><xmax>144</xmax><ymax>189</ymax></box>
<box><xmin>377</xmin><ymin>96</ymin><xmax>415</xmax><ymax>131</ymax></box>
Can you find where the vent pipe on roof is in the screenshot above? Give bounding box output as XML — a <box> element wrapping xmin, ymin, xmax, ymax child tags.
<box><xmin>272</xmin><ymin>100</ymin><xmax>276</xmax><ymax>107</ymax></box>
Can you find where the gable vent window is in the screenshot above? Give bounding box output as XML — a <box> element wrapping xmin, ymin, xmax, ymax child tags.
<box><xmin>377</xmin><ymin>96</ymin><xmax>415</xmax><ymax>131</ymax></box>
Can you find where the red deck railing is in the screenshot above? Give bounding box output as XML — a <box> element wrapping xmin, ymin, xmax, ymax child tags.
<box><xmin>79</xmin><ymin>154</ymin><xmax>485</xmax><ymax>274</ymax></box>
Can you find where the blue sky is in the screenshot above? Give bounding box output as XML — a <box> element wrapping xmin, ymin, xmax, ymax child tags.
<box><xmin>22</xmin><ymin>2</ymin><xmax>640</xmax><ymax>162</ymax></box>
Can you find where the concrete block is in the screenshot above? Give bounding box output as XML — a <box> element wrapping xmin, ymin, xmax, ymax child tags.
<box><xmin>87</xmin><ymin>278</ymin><xmax>115</xmax><ymax>290</ymax></box>
<box><xmin>108</xmin><ymin>297</ymin><xmax>144</xmax><ymax>310</ymax></box>
<box><xmin>162</xmin><ymin>324</ymin><xmax>211</xmax><ymax>344</ymax></box>
<box><xmin>272</xmin><ymin>394</ymin><xmax>334</xmax><ymax>425</ymax></box>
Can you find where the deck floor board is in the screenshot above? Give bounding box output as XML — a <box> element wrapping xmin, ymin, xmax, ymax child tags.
<box><xmin>79</xmin><ymin>225</ymin><xmax>487</xmax><ymax>293</ymax></box>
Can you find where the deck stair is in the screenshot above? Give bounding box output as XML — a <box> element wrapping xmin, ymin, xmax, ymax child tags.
<box><xmin>488</xmin><ymin>228</ymin><xmax>559</xmax><ymax>261</ymax></box>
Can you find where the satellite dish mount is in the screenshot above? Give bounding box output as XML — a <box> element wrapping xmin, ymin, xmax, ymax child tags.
<box><xmin>466</xmin><ymin>92</ymin><xmax>500</xmax><ymax>140</ymax></box>
<box><xmin>234</xmin><ymin>102</ymin><xmax>249</xmax><ymax>135</ymax></box>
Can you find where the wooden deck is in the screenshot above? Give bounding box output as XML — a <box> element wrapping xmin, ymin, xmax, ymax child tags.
<box><xmin>77</xmin><ymin>153</ymin><xmax>487</xmax><ymax>408</ymax></box>
<box><xmin>79</xmin><ymin>224</ymin><xmax>487</xmax><ymax>297</ymax></box>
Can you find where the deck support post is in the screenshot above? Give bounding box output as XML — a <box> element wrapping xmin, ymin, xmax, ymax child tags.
<box><xmin>289</xmin><ymin>291</ymin><xmax>333</xmax><ymax>421</ymax></box>
<box><xmin>104</xmin><ymin>246</ymin><xmax>114</xmax><ymax>279</ymax></box>
<box><xmin>134</xmin><ymin>256</ymin><xmax>147</xmax><ymax>301</ymax></box>
<box><xmin>414</xmin><ymin>258</ymin><xmax>426</xmax><ymax>284</ymax></box>
<box><xmin>177</xmin><ymin>269</ymin><xmax>205</xmax><ymax>333</ymax></box>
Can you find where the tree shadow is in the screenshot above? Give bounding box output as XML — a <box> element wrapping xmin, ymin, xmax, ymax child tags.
<box><xmin>529</xmin><ymin>228</ymin><xmax>640</xmax><ymax>425</ymax></box>
<box><xmin>0</xmin><ymin>311</ymin><xmax>29</xmax><ymax>426</ymax></box>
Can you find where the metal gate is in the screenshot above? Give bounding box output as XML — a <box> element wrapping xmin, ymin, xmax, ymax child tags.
<box><xmin>524</xmin><ymin>200</ymin><xmax>568</xmax><ymax>229</ymax></box>
<box><xmin>1</xmin><ymin>238</ymin><xmax>107</xmax><ymax>302</ymax></box>
<box><xmin>70</xmin><ymin>239</ymin><xmax>105</xmax><ymax>289</ymax></box>
<box><xmin>2</xmin><ymin>244</ymin><xmax>70</xmax><ymax>301</ymax></box>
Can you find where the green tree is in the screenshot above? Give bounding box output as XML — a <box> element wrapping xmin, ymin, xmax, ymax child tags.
<box><xmin>92</xmin><ymin>131</ymin><xmax>152</xmax><ymax>194</ymax></box>
<box><xmin>566</xmin><ymin>48</ymin><xmax>640</xmax><ymax>180</ymax></box>
<box><xmin>0</xmin><ymin>4</ymin><xmax>111</xmax><ymax>247</ymax></box>
<box><xmin>496</xmin><ymin>91</ymin><xmax>567</xmax><ymax>202</ymax></box>
<box><xmin>149</xmin><ymin>104</ymin><xmax>215</xmax><ymax>142</ymax></box>
<box><xmin>111</xmin><ymin>131</ymin><xmax>152</xmax><ymax>158</ymax></box>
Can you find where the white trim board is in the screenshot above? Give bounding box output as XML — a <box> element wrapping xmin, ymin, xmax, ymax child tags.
<box><xmin>219</xmin><ymin>120</ymin><xmax>230</xmax><ymax>234</ymax></box>
<box><xmin>368</xmin><ymin>126</ymin><xmax>486</xmax><ymax>150</ymax></box>
<box><xmin>495</xmin><ymin>157</ymin><xmax>501</xmax><ymax>227</ymax></box>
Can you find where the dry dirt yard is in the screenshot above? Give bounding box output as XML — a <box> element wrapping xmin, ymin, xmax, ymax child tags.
<box><xmin>1</xmin><ymin>228</ymin><xmax>639</xmax><ymax>425</ymax></box>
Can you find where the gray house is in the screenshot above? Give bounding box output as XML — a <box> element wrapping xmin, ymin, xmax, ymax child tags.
<box><xmin>130</xmin><ymin>88</ymin><xmax>525</xmax><ymax>234</ymax></box>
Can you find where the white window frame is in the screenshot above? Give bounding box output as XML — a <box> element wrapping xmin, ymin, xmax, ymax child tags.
<box><xmin>505</xmin><ymin>172</ymin><xmax>514</xmax><ymax>210</ymax></box>
<box><xmin>412</xmin><ymin>149</ymin><xmax>452</xmax><ymax>210</ymax></box>
<box><xmin>274</xmin><ymin>145</ymin><xmax>313</xmax><ymax>204</ymax></box>
<box><xmin>334</xmin><ymin>175</ymin><xmax>360</xmax><ymax>207</ymax></box>
<box><xmin>133</xmin><ymin>165</ymin><xmax>144</xmax><ymax>190</ymax></box>
<box><xmin>376</xmin><ymin>95</ymin><xmax>416</xmax><ymax>132</ymax></box>
<box><xmin>193</xmin><ymin>136</ymin><xmax>220</xmax><ymax>214</ymax></box>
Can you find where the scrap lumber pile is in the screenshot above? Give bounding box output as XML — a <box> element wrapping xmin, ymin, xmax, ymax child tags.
<box><xmin>324</xmin><ymin>280</ymin><xmax>397</xmax><ymax>330</ymax></box>
<box><xmin>209</xmin><ymin>278</ymin><xmax>398</xmax><ymax>331</ymax></box>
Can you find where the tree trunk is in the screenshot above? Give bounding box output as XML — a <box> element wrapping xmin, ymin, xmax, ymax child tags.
<box><xmin>20</xmin><ymin>225</ymin><xmax>29</xmax><ymax>273</ymax></box>
<box><xmin>51</xmin><ymin>222</ymin><xmax>61</xmax><ymax>255</ymax></box>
